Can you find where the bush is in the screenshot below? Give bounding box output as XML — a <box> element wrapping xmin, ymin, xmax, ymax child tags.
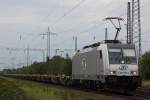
<box><xmin>141</xmin><ymin>51</ymin><xmax>150</xmax><ymax>80</ymax></box>
<box><xmin>2</xmin><ymin>56</ymin><xmax>72</xmax><ymax>76</ymax></box>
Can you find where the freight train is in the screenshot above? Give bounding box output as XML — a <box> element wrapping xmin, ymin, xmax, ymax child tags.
<box><xmin>5</xmin><ymin>40</ymin><xmax>140</xmax><ymax>93</ymax></box>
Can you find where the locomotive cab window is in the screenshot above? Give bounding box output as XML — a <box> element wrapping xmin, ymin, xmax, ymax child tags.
<box><xmin>108</xmin><ymin>48</ymin><xmax>137</xmax><ymax>64</ymax></box>
<box><xmin>123</xmin><ymin>49</ymin><xmax>135</xmax><ymax>57</ymax></box>
<box><xmin>123</xmin><ymin>49</ymin><xmax>137</xmax><ymax>64</ymax></box>
<box><xmin>109</xmin><ymin>49</ymin><xmax>122</xmax><ymax>64</ymax></box>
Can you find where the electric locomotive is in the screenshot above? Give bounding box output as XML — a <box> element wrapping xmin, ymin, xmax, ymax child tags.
<box><xmin>72</xmin><ymin>17</ymin><xmax>140</xmax><ymax>92</ymax></box>
<box><xmin>72</xmin><ymin>40</ymin><xmax>140</xmax><ymax>92</ymax></box>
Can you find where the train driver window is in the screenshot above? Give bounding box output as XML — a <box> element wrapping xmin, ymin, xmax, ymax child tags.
<box><xmin>100</xmin><ymin>50</ymin><xmax>102</xmax><ymax>59</ymax></box>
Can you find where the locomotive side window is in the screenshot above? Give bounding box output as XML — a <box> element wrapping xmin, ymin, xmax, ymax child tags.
<box><xmin>82</xmin><ymin>58</ymin><xmax>87</xmax><ymax>70</ymax></box>
<box><xmin>100</xmin><ymin>50</ymin><xmax>102</xmax><ymax>59</ymax></box>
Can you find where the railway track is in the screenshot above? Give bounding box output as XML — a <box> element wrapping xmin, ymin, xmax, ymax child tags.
<box><xmin>78</xmin><ymin>88</ymin><xmax>150</xmax><ymax>100</ymax></box>
<box><xmin>134</xmin><ymin>88</ymin><xmax>150</xmax><ymax>100</ymax></box>
<box><xmin>70</xmin><ymin>84</ymin><xmax>150</xmax><ymax>100</ymax></box>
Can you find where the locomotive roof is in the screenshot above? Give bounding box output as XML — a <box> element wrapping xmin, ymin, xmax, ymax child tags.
<box><xmin>83</xmin><ymin>40</ymin><xmax>136</xmax><ymax>48</ymax></box>
<box><xmin>77</xmin><ymin>41</ymin><xmax>135</xmax><ymax>54</ymax></box>
<box><xmin>107</xmin><ymin>43</ymin><xmax>135</xmax><ymax>49</ymax></box>
<box><xmin>82</xmin><ymin>40</ymin><xmax>122</xmax><ymax>49</ymax></box>
<box><xmin>82</xmin><ymin>40</ymin><xmax>136</xmax><ymax>49</ymax></box>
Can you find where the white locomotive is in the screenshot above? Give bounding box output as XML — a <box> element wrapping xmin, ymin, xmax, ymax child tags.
<box><xmin>72</xmin><ymin>40</ymin><xmax>140</xmax><ymax>91</ymax></box>
<box><xmin>72</xmin><ymin>17</ymin><xmax>140</xmax><ymax>92</ymax></box>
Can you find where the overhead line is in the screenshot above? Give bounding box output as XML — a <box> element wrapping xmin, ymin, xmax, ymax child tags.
<box><xmin>51</xmin><ymin>0</ymin><xmax>86</xmax><ymax>27</ymax></box>
<box><xmin>24</xmin><ymin>0</ymin><xmax>86</xmax><ymax>39</ymax></box>
<box><xmin>23</xmin><ymin>0</ymin><xmax>86</xmax><ymax>47</ymax></box>
<box><xmin>24</xmin><ymin>0</ymin><xmax>130</xmax><ymax>50</ymax></box>
<box><xmin>54</xmin><ymin>24</ymin><xmax>104</xmax><ymax>47</ymax></box>
<box><xmin>53</xmin><ymin>1</ymin><xmax>129</xmax><ymax>47</ymax></box>
<box><xmin>24</xmin><ymin>0</ymin><xmax>150</xmax><ymax>51</ymax></box>
<box><xmin>25</xmin><ymin>0</ymin><xmax>114</xmax><ymax>46</ymax></box>
<box><xmin>54</xmin><ymin>0</ymin><xmax>124</xmax><ymax>35</ymax></box>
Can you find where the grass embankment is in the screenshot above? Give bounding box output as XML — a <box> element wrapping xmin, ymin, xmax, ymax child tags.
<box><xmin>4</xmin><ymin>77</ymin><xmax>150</xmax><ymax>100</ymax></box>
<box><xmin>8</xmin><ymin>78</ymin><xmax>107</xmax><ymax>100</ymax></box>
<box><xmin>17</xmin><ymin>80</ymin><xmax>106</xmax><ymax>100</ymax></box>
<box><xmin>0</xmin><ymin>77</ymin><xmax>27</xmax><ymax>100</ymax></box>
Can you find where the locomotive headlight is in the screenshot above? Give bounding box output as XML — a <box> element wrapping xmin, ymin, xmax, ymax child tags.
<box><xmin>110</xmin><ymin>71</ymin><xmax>113</xmax><ymax>74</ymax></box>
<box><xmin>133</xmin><ymin>71</ymin><xmax>137</xmax><ymax>75</ymax></box>
<box><xmin>110</xmin><ymin>71</ymin><xmax>116</xmax><ymax>75</ymax></box>
<box><xmin>131</xmin><ymin>71</ymin><xmax>137</xmax><ymax>75</ymax></box>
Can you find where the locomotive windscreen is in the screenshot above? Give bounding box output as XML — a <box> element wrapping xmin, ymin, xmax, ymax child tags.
<box><xmin>108</xmin><ymin>44</ymin><xmax>137</xmax><ymax>64</ymax></box>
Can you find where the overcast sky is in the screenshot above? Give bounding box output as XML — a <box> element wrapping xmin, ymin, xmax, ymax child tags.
<box><xmin>0</xmin><ymin>0</ymin><xmax>149</xmax><ymax>69</ymax></box>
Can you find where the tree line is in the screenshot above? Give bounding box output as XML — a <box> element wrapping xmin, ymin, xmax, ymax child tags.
<box><xmin>2</xmin><ymin>55</ymin><xmax>72</xmax><ymax>76</ymax></box>
<box><xmin>1</xmin><ymin>51</ymin><xmax>150</xmax><ymax>80</ymax></box>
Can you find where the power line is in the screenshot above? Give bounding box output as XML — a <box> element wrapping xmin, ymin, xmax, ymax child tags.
<box><xmin>52</xmin><ymin>0</ymin><xmax>129</xmax><ymax>40</ymax></box>
<box><xmin>51</xmin><ymin>0</ymin><xmax>86</xmax><ymax>27</ymax></box>
<box><xmin>53</xmin><ymin>23</ymin><xmax>104</xmax><ymax>47</ymax></box>
<box><xmin>24</xmin><ymin>0</ymin><xmax>138</xmax><ymax>51</ymax></box>
<box><xmin>19</xmin><ymin>0</ymin><xmax>86</xmax><ymax>41</ymax></box>
<box><xmin>5</xmin><ymin>47</ymin><xmax>46</xmax><ymax>65</ymax></box>
<box><xmin>21</xmin><ymin>0</ymin><xmax>119</xmax><ymax>48</ymax></box>
<box><xmin>17</xmin><ymin>33</ymin><xmax>42</xmax><ymax>49</ymax></box>
<box><xmin>54</xmin><ymin>0</ymin><xmax>118</xmax><ymax>34</ymax></box>
<box><xmin>20</xmin><ymin>0</ymin><xmax>86</xmax><ymax>47</ymax></box>
<box><xmin>38</xmin><ymin>0</ymin><xmax>114</xmax><ymax>32</ymax></box>
<box><xmin>16</xmin><ymin>0</ymin><xmax>149</xmax><ymax>55</ymax></box>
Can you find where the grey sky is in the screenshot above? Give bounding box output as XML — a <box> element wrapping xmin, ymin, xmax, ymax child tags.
<box><xmin>0</xmin><ymin>0</ymin><xmax>149</xmax><ymax>69</ymax></box>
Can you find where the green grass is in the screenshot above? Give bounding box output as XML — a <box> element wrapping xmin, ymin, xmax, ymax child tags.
<box><xmin>2</xmin><ymin>77</ymin><xmax>150</xmax><ymax>100</ymax></box>
<box><xmin>7</xmin><ymin>78</ymin><xmax>107</xmax><ymax>100</ymax></box>
<box><xmin>0</xmin><ymin>77</ymin><xmax>27</xmax><ymax>100</ymax></box>
<box><xmin>3</xmin><ymin>77</ymin><xmax>149</xmax><ymax>100</ymax></box>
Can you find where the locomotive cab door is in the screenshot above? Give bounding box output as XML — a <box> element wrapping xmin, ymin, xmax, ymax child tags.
<box><xmin>98</xmin><ymin>50</ymin><xmax>104</xmax><ymax>75</ymax></box>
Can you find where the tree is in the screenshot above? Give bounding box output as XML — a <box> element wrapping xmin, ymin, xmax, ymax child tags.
<box><xmin>141</xmin><ymin>51</ymin><xmax>150</xmax><ymax>80</ymax></box>
<box><xmin>2</xmin><ymin>55</ymin><xmax>72</xmax><ymax>76</ymax></box>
